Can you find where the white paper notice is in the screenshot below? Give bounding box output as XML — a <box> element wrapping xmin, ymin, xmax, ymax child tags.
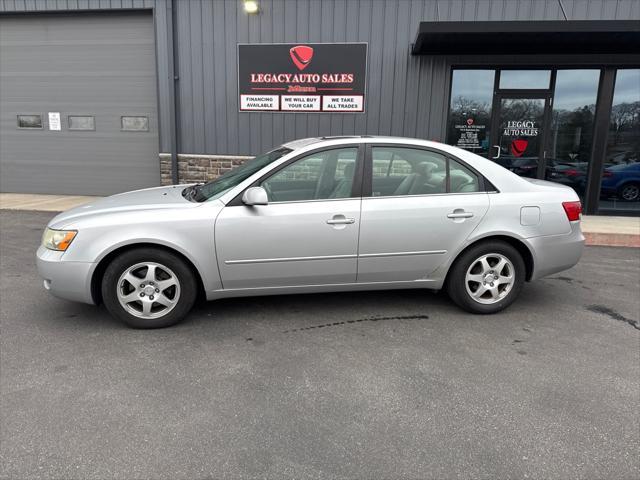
<box><xmin>322</xmin><ymin>96</ymin><xmax>363</xmax><ymax>112</ymax></box>
<box><xmin>48</xmin><ymin>112</ymin><xmax>61</xmax><ymax>131</ymax></box>
<box><xmin>281</xmin><ymin>95</ymin><xmax>321</xmax><ymax>112</ymax></box>
<box><xmin>240</xmin><ymin>95</ymin><xmax>279</xmax><ymax>111</ymax></box>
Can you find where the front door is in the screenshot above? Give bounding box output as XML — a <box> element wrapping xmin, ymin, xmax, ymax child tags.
<box><xmin>490</xmin><ymin>94</ymin><xmax>551</xmax><ymax>179</ymax></box>
<box><xmin>215</xmin><ymin>146</ymin><xmax>363</xmax><ymax>290</ymax></box>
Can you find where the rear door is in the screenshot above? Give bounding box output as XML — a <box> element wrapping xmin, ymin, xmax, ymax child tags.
<box><xmin>357</xmin><ymin>145</ymin><xmax>490</xmax><ymax>283</ymax></box>
<box><xmin>215</xmin><ymin>145</ymin><xmax>364</xmax><ymax>289</ymax></box>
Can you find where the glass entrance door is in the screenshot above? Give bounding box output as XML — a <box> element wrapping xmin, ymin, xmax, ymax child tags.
<box><xmin>490</xmin><ymin>95</ymin><xmax>550</xmax><ymax>179</ymax></box>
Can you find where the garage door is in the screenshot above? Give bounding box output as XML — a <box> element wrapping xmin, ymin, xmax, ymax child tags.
<box><xmin>0</xmin><ymin>12</ymin><xmax>160</xmax><ymax>196</ymax></box>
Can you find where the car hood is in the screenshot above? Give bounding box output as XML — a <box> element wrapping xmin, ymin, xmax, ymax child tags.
<box><xmin>49</xmin><ymin>185</ymin><xmax>201</xmax><ymax>228</ymax></box>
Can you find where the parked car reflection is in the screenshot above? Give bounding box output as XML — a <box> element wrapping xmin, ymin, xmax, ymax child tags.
<box><xmin>600</xmin><ymin>162</ymin><xmax>640</xmax><ymax>202</ymax></box>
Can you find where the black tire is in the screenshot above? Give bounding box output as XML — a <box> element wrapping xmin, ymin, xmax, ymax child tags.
<box><xmin>446</xmin><ymin>240</ymin><xmax>525</xmax><ymax>314</ymax></box>
<box><xmin>101</xmin><ymin>247</ymin><xmax>197</xmax><ymax>328</ymax></box>
<box><xmin>618</xmin><ymin>182</ymin><xmax>640</xmax><ymax>202</ymax></box>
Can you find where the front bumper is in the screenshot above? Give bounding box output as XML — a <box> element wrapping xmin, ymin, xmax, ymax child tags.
<box><xmin>36</xmin><ymin>246</ymin><xmax>96</xmax><ymax>304</ymax></box>
<box><xmin>527</xmin><ymin>222</ymin><xmax>585</xmax><ymax>281</ymax></box>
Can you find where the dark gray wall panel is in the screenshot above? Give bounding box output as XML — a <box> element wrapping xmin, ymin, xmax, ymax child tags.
<box><xmin>1</xmin><ymin>0</ymin><xmax>637</xmax><ymax>156</ymax></box>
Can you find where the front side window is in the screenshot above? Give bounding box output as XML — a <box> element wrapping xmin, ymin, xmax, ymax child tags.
<box><xmin>369</xmin><ymin>147</ymin><xmax>481</xmax><ymax>197</ymax></box>
<box><xmin>261</xmin><ymin>147</ymin><xmax>358</xmax><ymax>202</ymax></box>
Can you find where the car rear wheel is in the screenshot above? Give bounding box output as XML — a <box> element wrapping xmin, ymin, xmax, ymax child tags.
<box><xmin>447</xmin><ymin>241</ymin><xmax>525</xmax><ymax>314</ymax></box>
<box><xmin>619</xmin><ymin>182</ymin><xmax>640</xmax><ymax>202</ymax></box>
<box><xmin>102</xmin><ymin>248</ymin><xmax>197</xmax><ymax>328</ymax></box>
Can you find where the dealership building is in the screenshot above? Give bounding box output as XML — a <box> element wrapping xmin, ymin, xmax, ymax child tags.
<box><xmin>0</xmin><ymin>0</ymin><xmax>638</xmax><ymax>216</ymax></box>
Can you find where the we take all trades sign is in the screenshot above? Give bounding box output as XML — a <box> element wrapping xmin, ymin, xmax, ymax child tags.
<box><xmin>238</xmin><ymin>43</ymin><xmax>367</xmax><ymax>113</ymax></box>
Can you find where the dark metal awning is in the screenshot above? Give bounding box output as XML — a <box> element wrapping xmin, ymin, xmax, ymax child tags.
<box><xmin>411</xmin><ymin>20</ymin><xmax>640</xmax><ymax>55</ymax></box>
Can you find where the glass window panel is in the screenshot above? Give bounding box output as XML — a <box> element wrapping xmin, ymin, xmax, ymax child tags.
<box><xmin>499</xmin><ymin>70</ymin><xmax>551</xmax><ymax>89</ymax></box>
<box><xmin>261</xmin><ymin>147</ymin><xmax>357</xmax><ymax>202</ymax></box>
<box><xmin>370</xmin><ymin>147</ymin><xmax>447</xmax><ymax>197</ymax></box>
<box><xmin>121</xmin><ymin>116</ymin><xmax>149</xmax><ymax>132</ymax></box>
<box><xmin>68</xmin><ymin>115</ymin><xmax>95</xmax><ymax>130</ymax></box>
<box><xmin>600</xmin><ymin>69</ymin><xmax>640</xmax><ymax>214</ymax></box>
<box><xmin>446</xmin><ymin>69</ymin><xmax>495</xmax><ymax>157</ymax></box>
<box><xmin>449</xmin><ymin>158</ymin><xmax>480</xmax><ymax>193</ymax></box>
<box><xmin>547</xmin><ymin>70</ymin><xmax>600</xmax><ymax>203</ymax></box>
<box><xmin>17</xmin><ymin>114</ymin><xmax>42</xmax><ymax>129</ymax></box>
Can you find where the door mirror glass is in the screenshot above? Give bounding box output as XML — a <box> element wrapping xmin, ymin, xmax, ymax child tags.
<box><xmin>242</xmin><ymin>186</ymin><xmax>269</xmax><ymax>206</ymax></box>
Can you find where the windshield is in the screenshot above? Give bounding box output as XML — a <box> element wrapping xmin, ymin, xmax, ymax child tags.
<box><xmin>191</xmin><ymin>146</ymin><xmax>292</xmax><ymax>202</ymax></box>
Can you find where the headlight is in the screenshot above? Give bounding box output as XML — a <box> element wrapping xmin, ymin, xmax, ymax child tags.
<box><xmin>42</xmin><ymin>228</ymin><xmax>77</xmax><ymax>251</ymax></box>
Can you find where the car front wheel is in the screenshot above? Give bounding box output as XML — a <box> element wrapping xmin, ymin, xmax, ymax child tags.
<box><xmin>447</xmin><ymin>241</ymin><xmax>525</xmax><ymax>314</ymax></box>
<box><xmin>619</xmin><ymin>182</ymin><xmax>640</xmax><ymax>202</ymax></box>
<box><xmin>102</xmin><ymin>247</ymin><xmax>197</xmax><ymax>328</ymax></box>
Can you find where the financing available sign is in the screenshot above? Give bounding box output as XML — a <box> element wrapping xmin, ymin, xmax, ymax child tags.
<box><xmin>238</xmin><ymin>43</ymin><xmax>367</xmax><ymax>113</ymax></box>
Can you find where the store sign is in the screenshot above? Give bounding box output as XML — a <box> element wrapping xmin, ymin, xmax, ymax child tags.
<box><xmin>238</xmin><ymin>43</ymin><xmax>367</xmax><ymax>113</ymax></box>
<box><xmin>453</xmin><ymin>118</ymin><xmax>486</xmax><ymax>151</ymax></box>
<box><xmin>502</xmin><ymin>120</ymin><xmax>539</xmax><ymax>137</ymax></box>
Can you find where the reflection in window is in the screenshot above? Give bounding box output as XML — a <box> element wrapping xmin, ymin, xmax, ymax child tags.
<box><xmin>600</xmin><ymin>69</ymin><xmax>640</xmax><ymax>213</ymax></box>
<box><xmin>547</xmin><ymin>70</ymin><xmax>600</xmax><ymax>201</ymax></box>
<box><xmin>446</xmin><ymin>70</ymin><xmax>495</xmax><ymax>157</ymax></box>
<box><xmin>17</xmin><ymin>114</ymin><xmax>42</xmax><ymax>129</ymax></box>
<box><xmin>68</xmin><ymin>115</ymin><xmax>95</xmax><ymax>130</ymax></box>
<box><xmin>121</xmin><ymin>116</ymin><xmax>149</xmax><ymax>131</ymax></box>
<box><xmin>371</xmin><ymin>147</ymin><xmax>448</xmax><ymax>197</ymax></box>
<box><xmin>261</xmin><ymin>148</ymin><xmax>357</xmax><ymax>202</ymax></box>
<box><xmin>499</xmin><ymin>70</ymin><xmax>551</xmax><ymax>89</ymax></box>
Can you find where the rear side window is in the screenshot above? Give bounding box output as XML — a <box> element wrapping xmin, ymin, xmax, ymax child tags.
<box><xmin>368</xmin><ymin>146</ymin><xmax>483</xmax><ymax>197</ymax></box>
<box><xmin>449</xmin><ymin>158</ymin><xmax>480</xmax><ymax>193</ymax></box>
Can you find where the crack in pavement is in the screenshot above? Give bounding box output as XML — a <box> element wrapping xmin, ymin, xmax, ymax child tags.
<box><xmin>283</xmin><ymin>315</ymin><xmax>429</xmax><ymax>333</ymax></box>
<box><xmin>586</xmin><ymin>305</ymin><xmax>639</xmax><ymax>330</ymax></box>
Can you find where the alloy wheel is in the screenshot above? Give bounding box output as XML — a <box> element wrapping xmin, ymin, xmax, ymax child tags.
<box><xmin>116</xmin><ymin>262</ymin><xmax>181</xmax><ymax>319</ymax></box>
<box><xmin>465</xmin><ymin>253</ymin><xmax>515</xmax><ymax>305</ymax></box>
<box><xmin>621</xmin><ymin>184</ymin><xmax>639</xmax><ymax>201</ymax></box>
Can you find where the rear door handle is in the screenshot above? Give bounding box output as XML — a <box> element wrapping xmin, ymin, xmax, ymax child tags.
<box><xmin>447</xmin><ymin>212</ymin><xmax>474</xmax><ymax>219</ymax></box>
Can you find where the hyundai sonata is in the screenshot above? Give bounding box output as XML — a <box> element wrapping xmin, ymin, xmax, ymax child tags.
<box><xmin>37</xmin><ymin>136</ymin><xmax>584</xmax><ymax>328</ymax></box>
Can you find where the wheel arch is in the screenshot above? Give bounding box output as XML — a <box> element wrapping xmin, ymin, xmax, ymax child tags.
<box><xmin>444</xmin><ymin>234</ymin><xmax>535</xmax><ymax>287</ymax></box>
<box><xmin>90</xmin><ymin>242</ymin><xmax>206</xmax><ymax>305</ymax></box>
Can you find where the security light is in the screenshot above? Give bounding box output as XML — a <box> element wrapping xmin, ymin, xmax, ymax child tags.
<box><xmin>243</xmin><ymin>0</ymin><xmax>259</xmax><ymax>14</ymax></box>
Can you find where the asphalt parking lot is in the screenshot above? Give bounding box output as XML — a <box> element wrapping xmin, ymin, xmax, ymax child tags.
<box><xmin>1</xmin><ymin>210</ymin><xmax>638</xmax><ymax>479</ymax></box>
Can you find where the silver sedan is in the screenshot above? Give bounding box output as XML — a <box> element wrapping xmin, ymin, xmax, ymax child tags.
<box><xmin>37</xmin><ymin>136</ymin><xmax>584</xmax><ymax>328</ymax></box>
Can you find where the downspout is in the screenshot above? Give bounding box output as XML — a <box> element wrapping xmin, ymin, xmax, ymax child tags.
<box><xmin>167</xmin><ymin>0</ymin><xmax>180</xmax><ymax>184</ymax></box>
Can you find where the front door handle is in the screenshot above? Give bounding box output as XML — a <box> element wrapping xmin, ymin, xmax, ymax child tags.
<box><xmin>447</xmin><ymin>211</ymin><xmax>474</xmax><ymax>219</ymax></box>
<box><xmin>326</xmin><ymin>217</ymin><xmax>355</xmax><ymax>225</ymax></box>
<box><xmin>492</xmin><ymin>145</ymin><xmax>501</xmax><ymax>159</ymax></box>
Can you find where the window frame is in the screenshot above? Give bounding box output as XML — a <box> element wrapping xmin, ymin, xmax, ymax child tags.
<box><xmin>16</xmin><ymin>114</ymin><xmax>44</xmax><ymax>130</ymax></box>
<box><xmin>228</xmin><ymin>144</ymin><xmax>366</xmax><ymax>206</ymax></box>
<box><xmin>67</xmin><ymin>114</ymin><xmax>96</xmax><ymax>131</ymax></box>
<box><xmin>120</xmin><ymin>115</ymin><xmax>150</xmax><ymax>132</ymax></box>
<box><xmin>363</xmin><ymin>143</ymin><xmax>494</xmax><ymax>198</ymax></box>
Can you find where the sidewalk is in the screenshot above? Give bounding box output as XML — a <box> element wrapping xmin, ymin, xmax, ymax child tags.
<box><xmin>1</xmin><ymin>193</ymin><xmax>638</xmax><ymax>247</ymax></box>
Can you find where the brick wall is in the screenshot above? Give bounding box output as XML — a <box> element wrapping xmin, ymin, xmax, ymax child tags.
<box><xmin>159</xmin><ymin>153</ymin><xmax>254</xmax><ymax>185</ymax></box>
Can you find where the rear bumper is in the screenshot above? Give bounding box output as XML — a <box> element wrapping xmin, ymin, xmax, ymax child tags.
<box><xmin>36</xmin><ymin>246</ymin><xmax>96</xmax><ymax>304</ymax></box>
<box><xmin>527</xmin><ymin>222</ymin><xmax>585</xmax><ymax>281</ymax></box>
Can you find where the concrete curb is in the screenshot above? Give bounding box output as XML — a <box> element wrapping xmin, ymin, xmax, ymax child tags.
<box><xmin>583</xmin><ymin>232</ymin><xmax>640</xmax><ymax>248</ymax></box>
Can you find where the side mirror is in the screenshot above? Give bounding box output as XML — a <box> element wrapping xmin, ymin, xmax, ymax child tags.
<box><xmin>242</xmin><ymin>186</ymin><xmax>268</xmax><ymax>206</ymax></box>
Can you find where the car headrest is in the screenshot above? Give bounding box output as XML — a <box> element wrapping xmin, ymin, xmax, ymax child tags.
<box><xmin>414</xmin><ymin>162</ymin><xmax>437</xmax><ymax>178</ymax></box>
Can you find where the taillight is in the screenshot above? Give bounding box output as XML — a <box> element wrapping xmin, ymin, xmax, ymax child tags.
<box><xmin>565</xmin><ymin>169</ymin><xmax>579</xmax><ymax>177</ymax></box>
<box><xmin>602</xmin><ymin>170</ymin><xmax>613</xmax><ymax>178</ymax></box>
<box><xmin>562</xmin><ymin>201</ymin><xmax>582</xmax><ymax>221</ymax></box>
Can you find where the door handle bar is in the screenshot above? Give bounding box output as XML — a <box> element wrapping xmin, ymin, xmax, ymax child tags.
<box><xmin>447</xmin><ymin>212</ymin><xmax>474</xmax><ymax>219</ymax></box>
<box><xmin>326</xmin><ymin>218</ymin><xmax>355</xmax><ymax>225</ymax></box>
